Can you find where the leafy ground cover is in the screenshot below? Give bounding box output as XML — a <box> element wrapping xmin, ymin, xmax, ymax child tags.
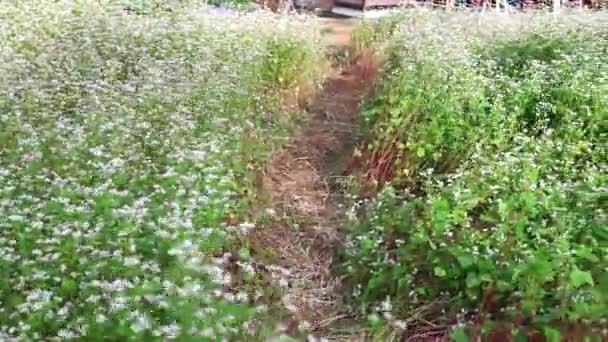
<box><xmin>0</xmin><ymin>1</ymin><xmax>325</xmax><ymax>339</ymax></box>
<box><xmin>340</xmin><ymin>10</ymin><xmax>608</xmax><ymax>340</ymax></box>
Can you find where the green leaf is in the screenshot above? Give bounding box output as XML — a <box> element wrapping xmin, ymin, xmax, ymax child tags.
<box><xmin>239</xmin><ymin>247</ymin><xmax>250</xmax><ymax>259</ymax></box>
<box><xmin>112</xmin><ymin>173</ymin><xmax>129</xmax><ymax>187</ymax></box>
<box><xmin>450</xmin><ymin>326</ymin><xmax>469</xmax><ymax>342</ymax></box>
<box><xmin>521</xmin><ymin>299</ymin><xmax>538</xmax><ymax>314</ymax></box>
<box><xmin>496</xmin><ymin>280</ymin><xmax>511</xmax><ymax>292</ymax></box>
<box><xmin>368</xmin><ymin>273</ymin><xmax>386</xmax><ymax>291</ymax></box>
<box><xmin>432</xmin><ymin>197</ymin><xmax>450</xmax><ymax>233</ymax></box>
<box><xmin>60</xmin><ymin>279</ymin><xmax>78</xmax><ymax>297</ymax></box>
<box><xmin>466</xmin><ymin>272</ymin><xmax>480</xmax><ymax>288</ymax></box>
<box><xmin>526</xmin><ymin>168</ymin><xmax>540</xmax><ymax>183</ymax></box>
<box><xmin>434</xmin><ymin>266</ymin><xmax>447</xmax><ymax>277</ymax></box>
<box><xmin>427</xmin><ymin>237</ymin><xmax>437</xmax><ymax>250</ymax></box>
<box><xmin>574</xmin><ymin>247</ymin><xmax>599</xmax><ymax>263</ymax></box>
<box><xmin>498</xmin><ymin>201</ymin><xmax>509</xmax><ymax>220</ymax></box>
<box><xmin>527</xmin><ymin>256</ymin><xmax>554</xmax><ymax>281</ymax></box>
<box><xmin>456</xmin><ymin>254</ymin><xmax>474</xmax><ymax>268</ymax></box>
<box><xmin>569</xmin><ymin>269</ymin><xmax>594</xmax><ymax>288</ymax></box>
<box><xmin>544</xmin><ymin>327</ymin><xmax>561</xmax><ymax>342</ymax></box>
<box><xmin>416</xmin><ymin>146</ymin><xmax>425</xmax><ymax>158</ymax></box>
<box><xmin>479</xmin><ymin>273</ymin><xmax>493</xmax><ymax>283</ymax></box>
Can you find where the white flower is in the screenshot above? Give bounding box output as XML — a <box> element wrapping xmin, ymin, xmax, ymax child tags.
<box><xmin>201</xmin><ymin>327</ymin><xmax>215</xmax><ymax>337</ymax></box>
<box><xmin>124</xmin><ymin>257</ymin><xmax>140</xmax><ymax>267</ymax></box>
<box><xmin>381</xmin><ymin>296</ymin><xmax>392</xmax><ymax>312</ymax></box>
<box><xmin>131</xmin><ymin>314</ymin><xmax>151</xmax><ymax>333</ymax></box>
<box><xmin>238</xmin><ymin>222</ymin><xmax>255</xmax><ymax>234</ymax></box>
<box><xmin>57</xmin><ymin>329</ymin><xmax>77</xmax><ymax>339</ymax></box>
<box><xmin>7</xmin><ymin>215</ymin><xmax>24</xmax><ymax>222</ymax></box>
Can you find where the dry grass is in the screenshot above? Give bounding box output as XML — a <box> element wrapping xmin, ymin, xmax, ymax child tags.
<box><xmin>249</xmin><ymin>26</ymin><xmax>379</xmax><ymax>340</ymax></box>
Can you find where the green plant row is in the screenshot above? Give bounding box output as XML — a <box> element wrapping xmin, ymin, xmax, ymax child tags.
<box><xmin>339</xmin><ymin>10</ymin><xmax>608</xmax><ymax>340</ymax></box>
<box><xmin>0</xmin><ymin>1</ymin><xmax>324</xmax><ymax>340</ymax></box>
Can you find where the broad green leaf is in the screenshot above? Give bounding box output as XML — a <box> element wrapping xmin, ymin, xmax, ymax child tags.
<box><xmin>368</xmin><ymin>273</ymin><xmax>386</xmax><ymax>291</ymax></box>
<box><xmin>569</xmin><ymin>269</ymin><xmax>594</xmax><ymax>288</ymax></box>
<box><xmin>450</xmin><ymin>326</ymin><xmax>469</xmax><ymax>342</ymax></box>
<box><xmin>416</xmin><ymin>146</ymin><xmax>425</xmax><ymax>158</ymax></box>
<box><xmin>466</xmin><ymin>272</ymin><xmax>480</xmax><ymax>288</ymax></box>
<box><xmin>498</xmin><ymin>201</ymin><xmax>509</xmax><ymax>220</ymax></box>
<box><xmin>434</xmin><ymin>266</ymin><xmax>447</xmax><ymax>277</ymax></box>
<box><xmin>239</xmin><ymin>247</ymin><xmax>250</xmax><ymax>259</ymax></box>
<box><xmin>574</xmin><ymin>247</ymin><xmax>599</xmax><ymax>262</ymax></box>
<box><xmin>544</xmin><ymin>327</ymin><xmax>561</xmax><ymax>342</ymax></box>
<box><xmin>456</xmin><ymin>254</ymin><xmax>474</xmax><ymax>268</ymax></box>
<box><xmin>527</xmin><ymin>257</ymin><xmax>554</xmax><ymax>281</ymax></box>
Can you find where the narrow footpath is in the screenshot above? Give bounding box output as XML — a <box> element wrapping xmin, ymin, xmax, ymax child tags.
<box><xmin>251</xmin><ymin>18</ymin><xmax>377</xmax><ymax>341</ymax></box>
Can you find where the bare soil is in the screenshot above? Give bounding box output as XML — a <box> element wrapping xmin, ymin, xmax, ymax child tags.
<box><xmin>250</xmin><ymin>18</ymin><xmax>376</xmax><ymax>341</ymax></box>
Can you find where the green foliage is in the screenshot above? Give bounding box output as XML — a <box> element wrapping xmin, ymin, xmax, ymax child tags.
<box><xmin>115</xmin><ymin>0</ymin><xmax>255</xmax><ymax>13</ymax></box>
<box><xmin>262</xmin><ymin>38</ymin><xmax>323</xmax><ymax>89</ymax></box>
<box><xmin>206</xmin><ymin>0</ymin><xmax>255</xmax><ymax>8</ymax></box>
<box><xmin>0</xmin><ymin>1</ymin><xmax>324</xmax><ymax>339</ymax></box>
<box><xmin>489</xmin><ymin>34</ymin><xmax>574</xmax><ymax>77</ymax></box>
<box><xmin>351</xmin><ymin>14</ymin><xmax>404</xmax><ymax>52</ymax></box>
<box><xmin>340</xmin><ymin>11</ymin><xmax>608</xmax><ymax>338</ymax></box>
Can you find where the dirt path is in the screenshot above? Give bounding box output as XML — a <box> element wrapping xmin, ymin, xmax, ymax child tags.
<box><xmin>250</xmin><ymin>18</ymin><xmax>374</xmax><ymax>340</ymax></box>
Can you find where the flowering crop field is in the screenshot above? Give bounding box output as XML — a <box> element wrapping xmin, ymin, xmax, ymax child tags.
<box><xmin>0</xmin><ymin>1</ymin><xmax>324</xmax><ymax>339</ymax></box>
<box><xmin>341</xmin><ymin>11</ymin><xmax>608</xmax><ymax>339</ymax></box>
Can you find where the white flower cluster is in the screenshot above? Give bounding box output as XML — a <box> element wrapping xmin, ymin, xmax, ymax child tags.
<box><xmin>0</xmin><ymin>1</ymin><xmax>324</xmax><ymax>339</ymax></box>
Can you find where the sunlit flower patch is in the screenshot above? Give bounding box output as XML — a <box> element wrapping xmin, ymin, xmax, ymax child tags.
<box><xmin>0</xmin><ymin>1</ymin><xmax>324</xmax><ymax>339</ymax></box>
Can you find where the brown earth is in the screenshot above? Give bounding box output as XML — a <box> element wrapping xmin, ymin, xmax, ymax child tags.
<box><xmin>249</xmin><ymin>18</ymin><xmax>377</xmax><ymax>341</ymax></box>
